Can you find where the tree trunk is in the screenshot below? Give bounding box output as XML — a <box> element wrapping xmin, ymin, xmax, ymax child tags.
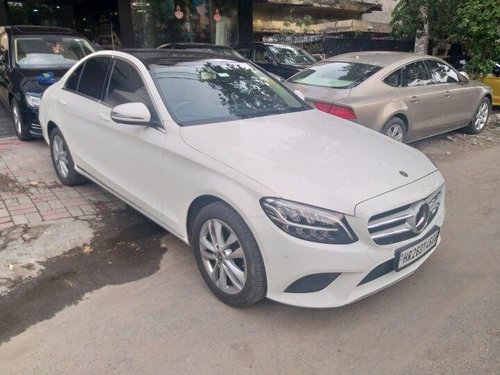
<box><xmin>414</xmin><ymin>6</ymin><xmax>429</xmax><ymax>54</ymax></box>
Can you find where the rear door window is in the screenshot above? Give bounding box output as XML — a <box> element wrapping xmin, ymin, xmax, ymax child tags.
<box><xmin>77</xmin><ymin>57</ymin><xmax>111</xmax><ymax>100</ymax></box>
<box><xmin>65</xmin><ymin>62</ymin><xmax>85</xmax><ymax>91</ymax></box>
<box><xmin>402</xmin><ymin>61</ymin><xmax>433</xmax><ymax>87</ymax></box>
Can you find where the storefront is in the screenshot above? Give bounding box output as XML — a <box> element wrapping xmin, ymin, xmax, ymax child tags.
<box><xmin>0</xmin><ymin>0</ymin><xmax>253</xmax><ymax>48</ymax></box>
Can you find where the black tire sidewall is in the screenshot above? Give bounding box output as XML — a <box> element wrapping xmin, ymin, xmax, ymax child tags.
<box><xmin>192</xmin><ymin>202</ymin><xmax>267</xmax><ymax>307</ymax></box>
<box><xmin>381</xmin><ymin>117</ymin><xmax>407</xmax><ymax>143</ymax></box>
<box><xmin>11</xmin><ymin>99</ymin><xmax>33</xmax><ymax>141</ymax></box>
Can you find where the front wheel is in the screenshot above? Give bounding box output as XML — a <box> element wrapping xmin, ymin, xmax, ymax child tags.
<box><xmin>50</xmin><ymin>128</ymin><xmax>87</xmax><ymax>186</ymax></box>
<box><xmin>463</xmin><ymin>97</ymin><xmax>490</xmax><ymax>134</ymax></box>
<box><xmin>192</xmin><ymin>201</ymin><xmax>267</xmax><ymax>307</ymax></box>
<box><xmin>11</xmin><ymin>99</ymin><xmax>33</xmax><ymax>141</ymax></box>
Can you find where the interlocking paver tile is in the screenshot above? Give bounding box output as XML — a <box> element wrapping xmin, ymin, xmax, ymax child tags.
<box><xmin>0</xmin><ymin>138</ymin><xmax>126</xmax><ymax>227</ymax></box>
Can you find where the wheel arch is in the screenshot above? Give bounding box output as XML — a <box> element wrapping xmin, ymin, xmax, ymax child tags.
<box><xmin>186</xmin><ymin>195</ymin><xmax>225</xmax><ymax>245</ymax></box>
<box><xmin>47</xmin><ymin>121</ymin><xmax>59</xmax><ymax>138</ymax></box>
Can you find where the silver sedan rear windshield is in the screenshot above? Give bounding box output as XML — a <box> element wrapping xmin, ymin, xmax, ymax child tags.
<box><xmin>289</xmin><ymin>62</ymin><xmax>382</xmax><ymax>89</ymax></box>
<box><xmin>150</xmin><ymin>60</ymin><xmax>308</xmax><ymax>126</ymax></box>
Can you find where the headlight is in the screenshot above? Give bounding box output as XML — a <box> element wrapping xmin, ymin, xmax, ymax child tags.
<box><xmin>25</xmin><ymin>93</ymin><xmax>42</xmax><ymax>108</ymax></box>
<box><xmin>260</xmin><ymin>198</ymin><xmax>358</xmax><ymax>244</ymax></box>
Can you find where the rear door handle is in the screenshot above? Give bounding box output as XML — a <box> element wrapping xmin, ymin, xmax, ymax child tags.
<box><xmin>98</xmin><ymin>112</ymin><xmax>110</xmax><ymax>122</ymax></box>
<box><xmin>58</xmin><ymin>98</ymin><xmax>67</xmax><ymax>106</ymax></box>
<box><xmin>409</xmin><ymin>96</ymin><xmax>419</xmax><ymax>103</ymax></box>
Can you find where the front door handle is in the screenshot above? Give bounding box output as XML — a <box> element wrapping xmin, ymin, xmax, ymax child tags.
<box><xmin>58</xmin><ymin>98</ymin><xmax>67</xmax><ymax>106</ymax></box>
<box><xmin>409</xmin><ymin>96</ymin><xmax>419</xmax><ymax>103</ymax></box>
<box><xmin>444</xmin><ymin>90</ymin><xmax>451</xmax><ymax>97</ymax></box>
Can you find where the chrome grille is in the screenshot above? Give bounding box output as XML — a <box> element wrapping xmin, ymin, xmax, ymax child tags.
<box><xmin>368</xmin><ymin>187</ymin><xmax>442</xmax><ymax>245</ymax></box>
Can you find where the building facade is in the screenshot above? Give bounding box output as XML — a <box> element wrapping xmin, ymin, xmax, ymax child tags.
<box><xmin>0</xmin><ymin>0</ymin><xmax>388</xmax><ymax>48</ymax></box>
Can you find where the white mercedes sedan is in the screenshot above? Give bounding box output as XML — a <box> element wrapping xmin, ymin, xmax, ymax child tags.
<box><xmin>39</xmin><ymin>50</ymin><xmax>445</xmax><ymax>308</ymax></box>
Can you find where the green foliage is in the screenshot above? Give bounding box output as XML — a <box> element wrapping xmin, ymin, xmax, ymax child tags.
<box><xmin>455</xmin><ymin>0</ymin><xmax>500</xmax><ymax>77</ymax></box>
<box><xmin>391</xmin><ymin>0</ymin><xmax>500</xmax><ymax>77</ymax></box>
<box><xmin>391</xmin><ymin>0</ymin><xmax>463</xmax><ymax>40</ymax></box>
<box><xmin>280</xmin><ymin>9</ymin><xmax>313</xmax><ymax>36</ymax></box>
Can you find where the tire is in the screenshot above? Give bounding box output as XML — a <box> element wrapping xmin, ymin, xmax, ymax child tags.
<box><xmin>11</xmin><ymin>98</ymin><xmax>33</xmax><ymax>141</ymax></box>
<box><xmin>381</xmin><ymin>117</ymin><xmax>407</xmax><ymax>143</ymax></box>
<box><xmin>49</xmin><ymin>128</ymin><xmax>87</xmax><ymax>186</ymax></box>
<box><xmin>192</xmin><ymin>201</ymin><xmax>267</xmax><ymax>307</ymax></box>
<box><xmin>463</xmin><ymin>97</ymin><xmax>490</xmax><ymax>134</ymax></box>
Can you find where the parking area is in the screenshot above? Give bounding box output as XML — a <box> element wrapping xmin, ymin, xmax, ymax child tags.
<box><xmin>0</xmin><ymin>111</ymin><xmax>500</xmax><ymax>373</ymax></box>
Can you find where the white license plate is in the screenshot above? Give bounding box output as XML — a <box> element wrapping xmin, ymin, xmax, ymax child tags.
<box><xmin>395</xmin><ymin>228</ymin><xmax>440</xmax><ymax>271</ymax></box>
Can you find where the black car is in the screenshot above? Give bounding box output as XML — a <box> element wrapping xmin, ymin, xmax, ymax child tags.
<box><xmin>0</xmin><ymin>26</ymin><xmax>94</xmax><ymax>140</ymax></box>
<box><xmin>236</xmin><ymin>42</ymin><xmax>316</xmax><ymax>79</ymax></box>
<box><xmin>158</xmin><ymin>42</ymin><xmax>244</xmax><ymax>59</ymax></box>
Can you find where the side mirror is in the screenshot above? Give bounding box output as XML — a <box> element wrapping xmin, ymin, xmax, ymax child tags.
<box><xmin>312</xmin><ymin>54</ymin><xmax>325</xmax><ymax>62</ymax></box>
<box><xmin>111</xmin><ymin>102</ymin><xmax>151</xmax><ymax>125</ymax></box>
<box><xmin>458</xmin><ymin>72</ymin><xmax>469</xmax><ymax>84</ymax></box>
<box><xmin>294</xmin><ymin>89</ymin><xmax>306</xmax><ymax>101</ymax></box>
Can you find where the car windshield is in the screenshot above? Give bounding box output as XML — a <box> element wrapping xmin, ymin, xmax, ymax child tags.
<box><xmin>150</xmin><ymin>59</ymin><xmax>308</xmax><ymax>126</ymax></box>
<box><xmin>267</xmin><ymin>45</ymin><xmax>316</xmax><ymax>65</ymax></box>
<box><xmin>14</xmin><ymin>36</ymin><xmax>94</xmax><ymax>69</ymax></box>
<box><xmin>289</xmin><ymin>62</ymin><xmax>382</xmax><ymax>89</ymax></box>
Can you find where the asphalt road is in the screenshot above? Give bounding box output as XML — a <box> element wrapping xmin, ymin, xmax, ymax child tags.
<box><xmin>0</xmin><ymin>138</ymin><xmax>499</xmax><ymax>372</ymax></box>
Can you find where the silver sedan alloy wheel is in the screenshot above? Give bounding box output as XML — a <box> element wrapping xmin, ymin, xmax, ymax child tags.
<box><xmin>473</xmin><ymin>101</ymin><xmax>489</xmax><ymax>131</ymax></box>
<box><xmin>52</xmin><ymin>135</ymin><xmax>70</xmax><ymax>178</ymax></box>
<box><xmin>385</xmin><ymin>123</ymin><xmax>404</xmax><ymax>142</ymax></box>
<box><xmin>199</xmin><ymin>219</ymin><xmax>247</xmax><ymax>295</ymax></box>
<box><xmin>12</xmin><ymin>102</ymin><xmax>22</xmax><ymax>135</ymax></box>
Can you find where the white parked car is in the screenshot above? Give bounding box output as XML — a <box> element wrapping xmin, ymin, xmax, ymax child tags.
<box><xmin>39</xmin><ymin>50</ymin><xmax>445</xmax><ymax>308</ymax></box>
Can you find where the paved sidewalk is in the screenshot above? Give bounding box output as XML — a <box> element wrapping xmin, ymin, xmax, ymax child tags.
<box><xmin>0</xmin><ymin>105</ymin><xmax>16</xmax><ymax>138</ymax></box>
<box><xmin>0</xmin><ymin>137</ymin><xmax>125</xmax><ymax>230</ymax></box>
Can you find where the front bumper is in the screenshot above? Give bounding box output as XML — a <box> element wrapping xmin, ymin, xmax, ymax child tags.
<box><xmin>20</xmin><ymin>106</ymin><xmax>43</xmax><ymax>137</ymax></box>
<box><xmin>248</xmin><ymin>171</ymin><xmax>445</xmax><ymax>308</ymax></box>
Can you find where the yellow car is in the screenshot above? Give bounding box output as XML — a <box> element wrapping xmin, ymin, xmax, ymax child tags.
<box><xmin>483</xmin><ymin>63</ymin><xmax>500</xmax><ymax>106</ymax></box>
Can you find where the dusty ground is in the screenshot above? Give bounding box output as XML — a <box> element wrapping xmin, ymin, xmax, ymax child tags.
<box><xmin>0</xmin><ymin>112</ymin><xmax>499</xmax><ymax>374</ymax></box>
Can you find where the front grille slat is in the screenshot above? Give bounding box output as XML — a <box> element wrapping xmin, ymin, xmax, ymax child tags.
<box><xmin>368</xmin><ymin>187</ymin><xmax>443</xmax><ymax>245</ymax></box>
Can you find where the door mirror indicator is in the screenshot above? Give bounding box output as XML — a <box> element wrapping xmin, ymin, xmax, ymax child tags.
<box><xmin>111</xmin><ymin>102</ymin><xmax>151</xmax><ymax>125</ymax></box>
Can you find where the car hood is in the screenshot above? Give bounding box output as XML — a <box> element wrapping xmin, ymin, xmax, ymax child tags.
<box><xmin>180</xmin><ymin>109</ymin><xmax>437</xmax><ymax>215</ymax></box>
<box><xmin>15</xmin><ymin>68</ymin><xmax>68</xmax><ymax>95</ymax></box>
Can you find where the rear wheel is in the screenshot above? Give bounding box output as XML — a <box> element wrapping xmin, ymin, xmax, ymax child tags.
<box><xmin>50</xmin><ymin>128</ymin><xmax>87</xmax><ymax>186</ymax></box>
<box><xmin>12</xmin><ymin>99</ymin><xmax>33</xmax><ymax>141</ymax></box>
<box><xmin>463</xmin><ymin>97</ymin><xmax>490</xmax><ymax>134</ymax></box>
<box><xmin>381</xmin><ymin>117</ymin><xmax>406</xmax><ymax>143</ymax></box>
<box><xmin>192</xmin><ymin>201</ymin><xmax>267</xmax><ymax>307</ymax></box>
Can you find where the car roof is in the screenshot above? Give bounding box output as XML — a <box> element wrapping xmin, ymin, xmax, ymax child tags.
<box><xmin>159</xmin><ymin>43</ymin><xmax>233</xmax><ymax>50</ymax></box>
<box><xmin>4</xmin><ymin>25</ymin><xmax>82</xmax><ymax>36</ymax></box>
<box><xmin>121</xmin><ymin>49</ymin><xmax>246</xmax><ymax>66</ymax></box>
<box><xmin>326</xmin><ymin>51</ymin><xmax>434</xmax><ymax>68</ymax></box>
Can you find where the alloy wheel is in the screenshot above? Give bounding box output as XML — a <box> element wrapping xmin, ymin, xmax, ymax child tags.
<box><xmin>385</xmin><ymin>124</ymin><xmax>404</xmax><ymax>142</ymax></box>
<box><xmin>199</xmin><ymin>219</ymin><xmax>247</xmax><ymax>294</ymax></box>
<box><xmin>474</xmin><ymin>102</ymin><xmax>489</xmax><ymax>131</ymax></box>
<box><xmin>52</xmin><ymin>135</ymin><xmax>70</xmax><ymax>178</ymax></box>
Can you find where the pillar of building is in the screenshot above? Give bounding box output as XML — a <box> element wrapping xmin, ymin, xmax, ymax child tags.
<box><xmin>116</xmin><ymin>0</ymin><xmax>134</xmax><ymax>48</ymax></box>
<box><xmin>238</xmin><ymin>0</ymin><xmax>253</xmax><ymax>43</ymax></box>
<box><xmin>0</xmin><ymin>0</ymin><xmax>8</xmax><ymax>25</ymax></box>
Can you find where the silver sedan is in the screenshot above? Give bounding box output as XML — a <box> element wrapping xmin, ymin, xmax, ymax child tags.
<box><xmin>286</xmin><ymin>51</ymin><xmax>492</xmax><ymax>143</ymax></box>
